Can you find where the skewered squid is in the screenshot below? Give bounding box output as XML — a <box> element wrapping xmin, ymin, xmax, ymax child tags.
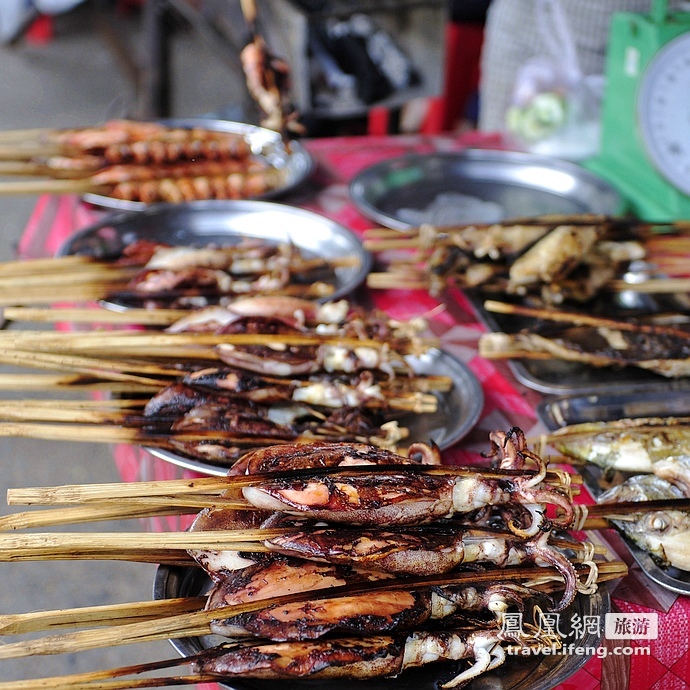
<box><xmin>264</xmin><ymin>526</ymin><xmax>578</xmax><ymax>610</ymax></box>
<box><xmin>194</xmin><ymin>626</ymin><xmax>557</xmax><ymax>688</ymax></box>
<box><xmin>205</xmin><ymin>554</ymin><xmax>538</xmax><ymax>640</ymax></box>
<box><xmin>181</xmin><ymin>436</ymin><xmax>592</xmax><ymax>688</ymax></box>
<box><xmin>241</xmin><ymin>465</ymin><xmax>574</xmax><ymax>531</ymax></box>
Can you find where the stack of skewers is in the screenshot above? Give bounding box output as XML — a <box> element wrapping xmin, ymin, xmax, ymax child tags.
<box><xmin>362</xmin><ymin>214</ymin><xmax>690</xmax><ymax>381</ymax></box>
<box><xmin>363</xmin><ymin>214</ymin><xmax>690</xmax><ymax>304</ymax></box>
<box><xmin>0</xmin><ymin>120</ymin><xmax>291</xmax><ymax>204</ymax></box>
<box><xmin>0</xmin><ymin>237</ymin><xmax>357</xmax><ymax>308</ymax></box>
<box><xmin>0</xmin><ymin>431</ymin><xmax>639</xmax><ymax>689</ymax></box>
<box><xmin>0</xmin><ymin>295</ymin><xmax>450</xmax><ymax>464</ymax></box>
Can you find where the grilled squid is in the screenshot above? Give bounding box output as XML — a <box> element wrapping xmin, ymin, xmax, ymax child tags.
<box><xmin>242</xmin><ymin>467</ymin><xmax>574</xmax><ymax>531</ymax></box>
<box><xmin>194</xmin><ymin>627</ymin><xmax>552</xmax><ymax>688</ymax></box>
<box><xmin>264</xmin><ymin>526</ymin><xmax>577</xmax><ymax>610</ymax></box>
<box><xmin>205</xmin><ymin>555</ymin><xmax>538</xmax><ymax>641</ymax></box>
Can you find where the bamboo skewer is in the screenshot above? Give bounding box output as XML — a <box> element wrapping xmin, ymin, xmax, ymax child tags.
<box><xmin>2</xmin><ymin>306</ymin><xmax>189</xmax><ymax>326</ymax></box>
<box><xmin>483</xmin><ymin>299</ymin><xmax>690</xmax><ymax>339</ymax></box>
<box><xmin>0</xmin><ymin>559</ymin><xmax>625</xmax><ymax>643</ymax></box>
<box><xmin>0</xmin><ymin>525</ymin><xmax>610</xmax><ymax>563</ymax></box>
<box><xmin>6</xmin><ymin>464</ymin><xmax>578</xmax><ymax>506</ymax></box>
<box><xmin>0</xmin><ymin>597</ymin><xmax>207</xmax><ymax>636</ymax></box>
<box><xmin>0</xmin><ymin>254</ymin><xmax>98</xmax><ymax>276</ymax></box>
<box><xmin>0</xmin><ymin>329</ymin><xmax>437</xmax><ymax>352</ymax></box>
<box><xmin>0</xmin><ymin>531</ymin><xmax>273</xmax><ymax>559</ymax></box>
<box><xmin>0</xmin><ymin>504</ymin><xmax>198</xmax><ymax>531</ymax></box>
<box><xmin>0</xmin><ymin>374</ymin><xmax>161</xmax><ymax>393</ymax></box>
<box><xmin>0</xmin><ymin>563</ymin><xmax>617</xmax><ymax>661</ymax></box>
<box><xmin>0</xmin><ymin>421</ymin><xmax>301</xmax><ymax>449</ymax></box>
<box><xmin>0</xmin><ymin>178</ymin><xmax>108</xmax><ymax>195</ymax></box>
<box><xmin>606</xmin><ymin>277</ymin><xmax>690</xmax><ymax>294</ymax></box>
<box><xmin>0</xmin><ymin>350</ymin><xmax>176</xmax><ymax>385</ymax></box>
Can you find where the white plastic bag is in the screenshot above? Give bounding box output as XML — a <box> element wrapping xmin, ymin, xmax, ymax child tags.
<box><xmin>504</xmin><ymin>0</ymin><xmax>603</xmax><ymax>160</ymax></box>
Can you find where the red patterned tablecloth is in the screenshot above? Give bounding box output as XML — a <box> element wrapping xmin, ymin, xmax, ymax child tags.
<box><xmin>17</xmin><ymin>131</ymin><xmax>690</xmax><ymax>690</ymax></box>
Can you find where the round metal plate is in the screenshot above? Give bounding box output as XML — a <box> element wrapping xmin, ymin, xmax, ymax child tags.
<box><xmin>350</xmin><ymin>149</ymin><xmax>623</xmax><ymax>230</ymax></box>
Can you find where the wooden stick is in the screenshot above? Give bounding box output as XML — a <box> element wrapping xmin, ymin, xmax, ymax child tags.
<box><xmin>6</xmin><ymin>464</ymin><xmax>576</xmax><ymax>506</ymax></box>
<box><xmin>0</xmin><ymin>268</ymin><xmax>136</xmax><ymax>288</ymax></box>
<box><xmin>483</xmin><ymin>299</ymin><xmax>690</xmax><ymax>339</ymax></box>
<box><xmin>0</xmin><ymin>563</ymin><xmax>589</xmax><ymax>660</ymax></box>
<box><xmin>0</xmin><ymin>254</ymin><xmax>98</xmax><ymax>276</ymax></box>
<box><xmin>3</xmin><ymin>307</ymin><xmax>188</xmax><ymax>326</ymax></box>
<box><xmin>0</xmin><ymin>421</ymin><xmax>298</xmax><ymax>449</ymax></box>
<box><xmin>0</xmin><ymin>504</ymin><xmax>197</xmax><ymax>531</ymax></box>
<box><xmin>0</xmin><ymin>126</ymin><xmax>58</xmax><ymax>142</ymax></box>
<box><xmin>606</xmin><ymin>277</ymin><xmax>690</xmax><ymax>294</ymax></box>
<box><xmin>0</xmin><ymin>405</ymin><xmax>147</xmax><ymax>425</ymax></box>
<box><xmin>0</xmin><ymin>330</ymin><xmax>433</xmax><ymax>352</ymax></box>
<box><xmin>0</xmin><ymin>143</ymin><xmax>62</xmax><ymax>160</ymax></box>
<box><xmin>0</xmin><ymin>289</ymin><xmax>126</xmax><ymax>306</ymax></box>
<box><xmin>0</xmin><ymin>178</ymin><xmax>106</xmax><ymax>195</ymax></box>
<box><xmin>366</xmin><ymin>273</ymin><xmax>428</xmax><ymax>290</ymax></box>
<box><xmin>0</xmin><ymin>374</ymin><xmax>160</xmax><ymax>393</ymax></box>
<box><xmin>0</xmin><ymin>597</ymin><xmax>206</xmax><ymax>636</ymax></box>
<box><xmin>586</xmin><ymin>497</ymin><xmax>690</xmax><ymax>518</ymax></box>
<box><xmin>0</xmin><ymin>531</ymin><xmax>273</xmax><ymax>559</ymax></box>
<box><xmin>0</xmin><ymin>348</ymin><xmax>179</xmax><ymax>380</ymax></box>
<box><xmin>0</xmin><ymin>673</ymin><xmax>211</xmax><ymax>689</ymax></box>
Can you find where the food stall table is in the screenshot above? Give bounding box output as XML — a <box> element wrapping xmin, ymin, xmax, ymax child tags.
<box><xmin>15</xmin><ymin>131</ymin><xmax>690</xmax><ymax>690</ymax></box>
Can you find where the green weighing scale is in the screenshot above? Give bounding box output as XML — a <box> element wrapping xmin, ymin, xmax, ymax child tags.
<box><xmin>587</xmin><ymin>0</ymin><xmax>690</xmax><ymax>220</ymax></box>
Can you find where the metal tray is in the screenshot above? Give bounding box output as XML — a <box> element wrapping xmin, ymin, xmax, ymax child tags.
<box><xmin>349</xmin><ymin>149</ymin><xmax>623</xmax><ymax>231</ymax></box>
<box><xmin>538</xmin><ymin>392</ymin><xmax>690</xmax><ymax>594</ymax></box>
<box><xmin>56</xmin><ymin>199</ymin><xmax>371</xmax><ymax>306</ymax></box>
<box><xmin>83</xmin><ymin>119</ymin><xmax>313</xmax><ymax>211</ymax></box>
<box><xmin>145</xmin><ymin>348</ymin><xmax>484</xmax><ymax>477</ymax></box>
<box><xmin>154</xmin><ymin>563</ymin><xmax>608</xmax><ymax>690</ymax></box>
<box><xmin>538</xmin><ymin>387</ymin><xmax>690</xmax><ymax>429</ymax></box>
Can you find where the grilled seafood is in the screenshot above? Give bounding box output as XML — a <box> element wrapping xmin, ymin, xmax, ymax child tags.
<box><xmin>167</xmin><ymin>297</ymin><xmax>349</xmax><ymax>333</ymax></box>
<box><xmin>205</xmin><ymin>555</ymin><xmax>538</xmax><ymax>640</ymax></box>
<box><xmin>188</xmin><ymin>441</ymin><xmax>440</xmax><ymax>575</ymax></box>
<box><xmin>194</xmin><ymin>627</ymin><xmax>554</xmax><ymax>687</ymax></box>
<box><xmin>598</xmin><ymin>474</ymin><xmax>690</xmax><ymax>571</ymax></box>
<box><xmin>180</xmin><ymin>435</ymin><xmax>593</xmax><ymax>687</ymax></box>
<box><xmin>365</xmin><ymin>215</ymin><xmax>649</xmax><ymax>304</ymax></box>
<box><xmin>143</xmin><ymin>383</ymin><xmax>408</xmax><ymax>464</ymax></box>
<box><xmin>654</xmin><ymin>456</ymin><xmax>690</xmax><ymax>496</ymax></box>
<box><xmin>263</xmin><ymin>526</ymin><xmax>577</xmax><ymax>610</ymax></box>
<box><xmin>479</xmin><ymin>324</ymin><xmax>690</xmax><ymax>378</ymax></box>
<box><xmin>107</xmin><ymin>239</ymin><xmax>342</xmax><ymax>308</ymax></box>
<box><xmin>545</xmin><ymin>417</ymin><xmax>690</xmax><ymax>473</ymax></box>
<box><xmin>242</xmin><ymin>466</ymin><xmax>574</xmax><ymax>530</ymax></box>
<box><xmin>229</xmin><ymin>440</ymin><xmax>441</xmax><ymax>475</ymax></box>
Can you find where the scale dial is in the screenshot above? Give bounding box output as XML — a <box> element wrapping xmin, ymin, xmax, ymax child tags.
<box><xmin>637</xmin><ymin>31</ymin><xmax>690</xmax><ymax>196</ymax></box>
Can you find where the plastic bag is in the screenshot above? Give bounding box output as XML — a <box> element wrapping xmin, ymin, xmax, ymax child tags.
<box><xmin>504</xmin><ymin>0</ymin><xmax>603</xmax><ymax>160</ymax></box>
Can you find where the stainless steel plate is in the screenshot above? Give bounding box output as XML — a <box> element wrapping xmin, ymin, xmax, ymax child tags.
<box><xmin>144</xmin><ymin>348</ymin><xmax>484</xmax><ymax>477</ymax></box>
<box><xmin>82</xmin><ymin>119</ymin><xmax>313</xmax><ymax>211</ymax></box>
<box><xmin>154</xmin><ymin>564</ymin><xmax>608</xmax><ymax>690</ymax></box>
<box><xmin>538</xmin><ymin>393</ymin><xmax>690</xmax><ymax>594</ymax></box>
<box><xmin>349</xmin><ymin>149</ymin><xmax>623</xmax><ymax>231</ymax></box>
<box><xmin>56</xmin><ymin>199</ymin><xmax>371</xmax><ymax>307</ymax></box>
